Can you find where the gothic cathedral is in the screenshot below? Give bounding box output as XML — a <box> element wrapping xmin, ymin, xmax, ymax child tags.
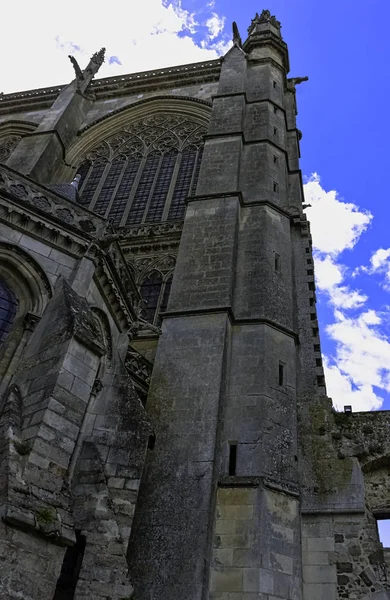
<box><xmin>0</xmin><ymin>10</ymin><xmax>389</xmax><ymax>600</ymax></box>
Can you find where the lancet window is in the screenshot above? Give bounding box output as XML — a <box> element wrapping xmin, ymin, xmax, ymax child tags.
<box><xmin>77</xmin><ymin>115</ymin><xmax>206</xmax><ymax>226</ymax></box>
<box><xmin>0</xmin><ymin>278</ymin><xmax>17</xmax><ymax>345</ymax></box>
<box><xmin>140</xmin><ymin>272</ymin><xmax>173</xmax><ymax>326</ymax></box>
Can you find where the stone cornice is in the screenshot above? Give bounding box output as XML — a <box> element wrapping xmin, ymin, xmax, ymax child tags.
<box><xmin>0</xmin><ymin>163</ymin><xmax>141</xmax><ymax>332</ymax></box>
<box><xmin>0</xmin><ymin>59</ymin><xmax>222</xmax><ymax>116</ymax></box>
<box><xmin>93</xmin><ymin>238</ymin><xmax>141</xmax><ymax>330</ymax></box>
<box><xmin>120</xmin><ymin>222</ymin><xmax>183</xmax><ymax>259</ymax></box>
<box><xmin>0</xmin><ymin>163</ymin><xmax>105</xmax><ymax>237</ymax></box>
<box><xmin>0</xmin><ymin>120</ymin><xmax>37</xmax><ymax>135</ymax></box>
<box><xmin>117</xmin><ymin>220</ymin><xmax>183</xmax><ymax>243</ymax></box>
<box><xmin>79</xmin><ymin>95</ymin><xmax>212</xmax><ymax>134</ymax></box>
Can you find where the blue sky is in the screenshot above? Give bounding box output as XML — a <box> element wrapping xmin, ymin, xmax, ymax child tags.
<box><xmin>2</xmin><ymin>1</ymin><xmax>390</xmax><ymax>414</ymax></box>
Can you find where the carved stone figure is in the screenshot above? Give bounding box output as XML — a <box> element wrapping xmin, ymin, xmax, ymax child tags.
<box><xmin>68</xmin><ymin>47</ymin><xmax>106</xmax><ymax>97</ymax></box>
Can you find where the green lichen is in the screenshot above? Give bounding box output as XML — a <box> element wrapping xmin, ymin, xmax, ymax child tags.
<box><xmin>36</xmin><ymin>508</ymin><xmax>55</xmax><ymax>526</ymax></box>
<box><xmin>13</xmin><ymin>440</ymin><xmax>31</xmax><ymax>455</ymax></box>
<box><xmin>306</xmin><ymin>404</ymin><xmax>353</xmax><ymax>497</ymax></box>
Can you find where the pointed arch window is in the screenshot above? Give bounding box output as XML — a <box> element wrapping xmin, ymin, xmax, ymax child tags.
<box><xmin>77</xmin><ymin>114</ymin><xmax>206</xmax><ymax>226</ymax></box>
<box><xmin>0</xmin><ymin>278</ymin><xmax>18</xmax><ymax>345</ymax></box>
<box><xmin>140</xmin><ymin>272</ymin><xmax>173</xmax><ymax>327</ymax></box>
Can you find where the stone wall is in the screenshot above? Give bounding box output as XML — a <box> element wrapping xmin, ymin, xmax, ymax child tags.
<box><xmin>210</xmin><ymin>483</ymin><xmax>301</xmax><ymax>599</ymax></box>
<box><xmin>0</xmin><ymin>169</ymin><xmax>150</xmax><ymax>598</ymax></box>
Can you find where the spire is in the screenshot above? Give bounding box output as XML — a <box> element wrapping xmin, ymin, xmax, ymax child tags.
<box><xmin>243</xmin><ymin>9</ymin><xmax>289</xmax><ymax>72</ymax></box>
<box><xmin>232</xmin><ymin>21</ymin><xmax>242</xmax><ymax>48</ymax></box>
<box><xmin>247</xmin><ymin>9</ymin><xmax>282</xmax><ymax>35</ymax></box>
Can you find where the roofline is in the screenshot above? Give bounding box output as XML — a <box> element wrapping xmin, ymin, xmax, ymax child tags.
<box><xmin>0</xmin><ymin>58</ymin><xmax>222</xmax><ymax>115</ymax></box>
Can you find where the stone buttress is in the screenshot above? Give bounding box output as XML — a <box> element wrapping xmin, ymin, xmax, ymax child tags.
<box><xmin>128</xmin><ymin>11</ymin><xmax>321</xmax><ymax>600</ymax></box>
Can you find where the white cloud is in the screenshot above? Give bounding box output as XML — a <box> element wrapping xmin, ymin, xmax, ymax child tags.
<box><xmin>358</xmin><ymin>247</ymin><xmax>390</xmax><ymax>291</ymax></box>
<box><xmin>303</xmin><ymin>174</ymin><xmax>388</xmax><ymax>411</ymax></box>
<box><xmin>205</xmin><ymin>13</ymin><xmax>226</xmax><ymax>40</ymax></box>
<box><xmin>314</xmin><ymin>255</ymin><xmax>367</xmax><ymax>309</ymax></box>
<box><xmin>304</xmin><ymin>173</ymin><xmax>372</xmax><ymax>256</ymax></box>
<box><xmin>370</xmin><ymin>248</ymin><xmax>390</xmax><ymax>271</ymax></box>
<box><xmin>0</xmin><ymin>0</ymin><xmax>229</xmax><ymax>93</ymax></box>
<box><xmin>324</xmin><ymin>359</ymin><xmax>383</xmax><ymax>412</ymax></box>
<box><xmin>304</xmin><ymin>176</ymin><xmax>369</xmax><ymax>311</ymax></box>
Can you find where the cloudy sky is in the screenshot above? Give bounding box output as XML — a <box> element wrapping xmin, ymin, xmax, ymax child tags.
<box><xmin>1</xmin><ymin>0</ymin><xmax>390</xmax><ymax>416</ymax></box>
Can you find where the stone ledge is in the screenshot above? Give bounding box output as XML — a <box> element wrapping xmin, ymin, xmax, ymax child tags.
<box><xmin>1</xmin><ymin>503</ymin><xmax>76</xmax><ymax>546</ymax></box>
<box><xmin>218</xmin><ymin>475</ymin><xmax>300</xmax><ymax>498</ymax></box>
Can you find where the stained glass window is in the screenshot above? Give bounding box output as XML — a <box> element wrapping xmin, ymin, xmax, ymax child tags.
<box><xmin>145</xmin><ymin>153</ymin><xmax>176</xmax><ymax>223</ymax></box>
<box><xmin>93</xmin><ymin>159</ymin><xmax>124</xmax><ymax>216</ymax></box>
<box><xmin>108</xmin><ymin>157</ymin><xmax>141</xmax><ymax>225</ymax></box>
<box><xmin>0</xmin><ymin>279</ymin><xmax>17</xmax><ymax>345</ymax></box>
<box><xmin>126</xmin><ymin>154</ymin><xmax>160</xmax><ymax>225</ymax></box>
<box><xmin>79</xmin><ymin>161</ymin><xmax>105</xmax><ymax>206</ymax></box>
<box><xmin>157</xmin><ymin>276</ymin><xmax>172</xmax><ymax>326</ymax></box>
<box><xmin>77</xmin><ymin>114</ymin><xmax>206</xmax><ymax>226</ymax></box>
<box><xmin>168</xmin><ymin>148</ymin><xmax>198</xmax><ymax>221</ymax></box>
<box><xmin>140</xmin><ymin>272</ymin><xmax>163</xmax><ymax>325</ymax></box>
<box><xmin>139</xmin><ymin>272</ymin><xmax>173</xmax><ymax>326</ymax></box>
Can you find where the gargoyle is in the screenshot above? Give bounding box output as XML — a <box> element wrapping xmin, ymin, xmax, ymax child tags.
<box><xmin>287</xmin><ymin>76</ymin><xmax>309</xmax><ymax>94</ymax></box>
<box><xmin>288</xmin><ymin>76</ymin><xmax>309</xmax><ymax>86</ymax></box>
<box><xmin>68</xmin><ymin>55</ymin><xmax>84</xmax><ymax>82</ymax></box>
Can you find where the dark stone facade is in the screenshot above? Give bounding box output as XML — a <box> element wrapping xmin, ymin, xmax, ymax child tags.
<box><xmin>0</xmin><ymin>9</ymin><xmax>389</xmax><ymax>600</ymax></box>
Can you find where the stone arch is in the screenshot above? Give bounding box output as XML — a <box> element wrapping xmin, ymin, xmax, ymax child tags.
<box><xmin>90</xmin><ymin>306</ymin><xmax>113</xmax><ymax>367</ymax></box>
<box><xmin>139</xmin><ymin>268</ymin><xmax>174</xmax><ymax>326</ymax></box>
<box><xmin>0</xmin><ymin>242</ymin><xmax>52</xmax><ymax>392</ymax></box>
<box><xmin>58</xmin><ymin>96</ymin><xmax>210</xmax><ymax>227</ymax></box>
<box><xmin>0</xmin><ymin>242</ymin><xmax>52</xmax><ymax>315</ymax></box>
<box><xmin>0</xmin><ymin>120</ymin><xmax>37</xmax><ymax>163</ymax></box>
<box><xmin>59</xmin><ymin>95</ymin><xmax>211</xmax><ymax>181</ymax></box>
<box><xmin>137</xmin><ymin>255</ymin><xmax>176</xmax><ymax>284</ymax></box>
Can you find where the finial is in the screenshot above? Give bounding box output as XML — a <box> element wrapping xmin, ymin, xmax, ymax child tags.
<box><xmin>232</xmin><ymin>21</ymin><xmax>242</xmax><ymax>47</ymax></box>
<box><xmin>91</xmin><ymin>47</ymin><xmax>106</xmax><ymax>67</ymax></box>
<box><xmin>71</xmin><ymin>173</ymin><xmax>82</xmax><ymax>190</ymax></box>
<box><xmin>248</xmin><ymin>9</ymin><xmax>281</xmax><ymax>32</ymax></box>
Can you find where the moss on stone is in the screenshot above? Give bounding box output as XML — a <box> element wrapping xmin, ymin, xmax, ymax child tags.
<box><xmin>306</xmin><ymin>404</ymin><xmax>353</xmax><ymax>497</ymax></box>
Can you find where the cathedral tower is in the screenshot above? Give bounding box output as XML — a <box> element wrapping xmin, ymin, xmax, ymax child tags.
<box><xmin>127</xmin><ymin>10</ymin><xmax>324</xmax><ymax>600</ymax></box>
<box><xmin>1</xmin><ymin>9</ymin><xmax>390</xmax><ymax>600</ymax></box>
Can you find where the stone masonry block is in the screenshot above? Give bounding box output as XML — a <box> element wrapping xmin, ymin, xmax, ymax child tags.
<box><xmin>243</xmin><ymin>568</ymin><xmax>260</xmax><ymax>592</ymax></box>
<box><xmin>210</xmin><ymin>568</ymin><xmax>243</xmax><ymax>593</ymax></box>
<box><xmin>303</xmin><ymin>565</ymin><xmax>337</xmax><ymax>584</ymax></box>
<box><xmin>218</xmin><ymin>505</ymin><xmax>254</xmax><ymax>520</ymax></box>
<box><xmin>302</xmin><ymin>551</ymin><xmax>330</xmax><ymax>566</ymax></box>
<box><xmin>307</xmin><ymin>537</ymin><xmax>335</xmax><ymax>552</ymax></box>
<box><xmin>259</xmin><ymin>568</ymin><xmax>274</xmax><ymax>594</ymax></box>
<box><xmin>303</xmin><ymin>582</ymin><xmax>337</xmax><ymax>600</ymax></box>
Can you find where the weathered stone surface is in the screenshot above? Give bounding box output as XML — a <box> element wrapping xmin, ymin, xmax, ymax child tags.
<box><xmin>1</xmin><ymin>9</ymin><xmax>390</xmax><ymax>600</ymax></box>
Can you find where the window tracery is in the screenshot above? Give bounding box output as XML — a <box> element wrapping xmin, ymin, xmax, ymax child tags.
<box><xmin>0</xmin><ymin>278</ymin><xmax>17</xmax><ymax>345</ymax></box>
<box><xmin>140</xmin><ymin>271</ymin><xmax>172</xmax><ymax>326</ymax></box>
<box><xmin>0</xmin><ymin>135</ymin><xmax>22</xmax><ymax>163</ymax></box>
<box><xmin>77</xmin><ymin>115</ymin><xmax>206</xmax><ymax>226</ymax></box>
